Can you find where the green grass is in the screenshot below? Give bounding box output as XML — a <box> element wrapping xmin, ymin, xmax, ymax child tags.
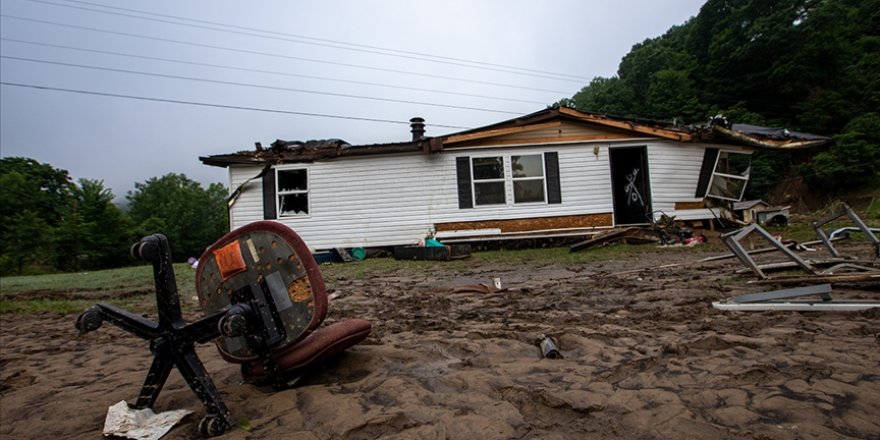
<box><xmin>0</xmin><ymin>263</ymin><xmax>200</xmax><ymax>315</ymax></box>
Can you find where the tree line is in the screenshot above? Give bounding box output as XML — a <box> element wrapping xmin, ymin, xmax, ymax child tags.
<box><xmin>557</xmin><ymin>0</ymin><xmax>879</xmax><ymax>198</ymax></box>
<box><xmin>0</xmin><ymin>157</ymin><xmax>228</xmax><ymax>275</ymax></box>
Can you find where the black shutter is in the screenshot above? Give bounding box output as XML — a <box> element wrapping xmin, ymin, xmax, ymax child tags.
<box><xmin>695</xmin><ymin>148</ymin><xmax>719</xmax><ymax>197</ymax></box>
<box><xmin>544</xmin><ymin>152</ymin><xmax>562</xmax><ymax>204</ymax></box>
<box><xmin>455</xmin><ymin>156</ymin><xmax>473</xmax><ymax>209</ymax></box>
<box><xmin>262</xmin><ymin>168</ymin><xmax>277</xmax><ymax>219</ymax></box>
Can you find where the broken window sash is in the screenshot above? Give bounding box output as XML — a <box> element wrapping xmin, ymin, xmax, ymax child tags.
<box><xmin>276</xmin><ymin>168</ymin><xmax>309</xmax><ymax>216</ymax></box>
<box><xmin>707</xmin><ymin>151</ymin><xmax>750</xmax><ymax>201</ymax></box>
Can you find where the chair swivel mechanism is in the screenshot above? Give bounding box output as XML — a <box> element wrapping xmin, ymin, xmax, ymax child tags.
<box><xmin>75</xmin><ymin>221</ymin><xmax>372</xmax><ymax>437</ymax></box>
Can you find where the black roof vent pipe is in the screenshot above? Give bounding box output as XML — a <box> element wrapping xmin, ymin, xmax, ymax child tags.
<box><xmin>410</xmin><ymin>117</ymin><xmax>426</xmax><ymax>141</ymax></box>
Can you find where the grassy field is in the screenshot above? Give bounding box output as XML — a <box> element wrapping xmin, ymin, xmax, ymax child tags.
<box><xmin>0</xmin><ymin>242</ymin><xmax>729</xmax><ymax>315</ymax></box>
<box><xmin>1</xmin><ymin>213</ymin><xmax>873</xmax><ymax>315</ymax></box>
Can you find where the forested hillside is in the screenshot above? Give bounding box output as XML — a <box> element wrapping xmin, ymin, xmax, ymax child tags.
<box><xmin>559</xmin><ymin>0</ymin><xmax>879</xmax><ymax>199</ymax></box>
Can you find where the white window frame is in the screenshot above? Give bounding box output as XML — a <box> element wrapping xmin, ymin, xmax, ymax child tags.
<box><xmin>511</xmin><ymin>153</ymin><xmax>547</xmax><ymax>205</ymax></box>
<box><xmin>276</xmin><ymin>167</ymin><xmax>310</xmax><ymax>217</ymax></box>
<box><xmin>470</xmin><ymin>156</ymin><xmax>507</xmax><ymax>207</ymax></box>
<box><xmin>706</xmin><ymin>150</ymin><xmax>750</xmax><ymax>201</ymax></box>
<box><xmin>469</xmin><ymin>154</ymin><xmax>549</xmax><ymax>207</ymax></box>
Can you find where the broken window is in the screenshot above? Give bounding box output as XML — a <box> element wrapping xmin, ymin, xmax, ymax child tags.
<box><xmin>511</xmin><ymin>154</ymin><xmax>546</xmax><ymax>203</ymax></box>
<box><xmin>707</xmin><ymin>151</ymin><xmax>750</xmax><ymax>201</ymax></box>
<box><xmin>276</xmin><ymin>168</ymin><xmax>309</xmax><ymax>216</ymax></box>
<box><xmin>472</xmin><ymin>156</ymin><xmax>506</xmax><ymax>206</ymax></box>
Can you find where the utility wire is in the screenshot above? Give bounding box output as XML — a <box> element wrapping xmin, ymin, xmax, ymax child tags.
<box><xmin>0</xmin><ymin>14</ymin><xmax>574</xmax><ymax>95</ymax></box>
<box><xmin>30</xmin><ymin>0</ymin><xmax>590</xmax><ymax>82</ymax></box>
<box><xmin>1</xmin><ymin>55</ymin><xmax>527</xmax><ymax>115</ymax></box>
<box><xmin>0</xmin><ymin>38</ymin><xmax>548</xmax><ymax>106</ymax></box>
<box><xmin>0</xmin><ymin>81</ymin><xmax>473</xmax><ymax>129</ymax></box>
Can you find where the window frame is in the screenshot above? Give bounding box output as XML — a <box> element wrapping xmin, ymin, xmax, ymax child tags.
<box><xmin>706</xmin><ymin>150</ymin><xmax>751</xmax><ymax>201</ymax></box>
<box><xmin>275</xmin><ymin>166</ymin><xmax>310</xmax><ymax>217</ymax></box>
<box><xmin>470</xmin><ymin>155</ymin><xmax>507</xmax><ymax>207</ymax></box>
<box><xmin>511</xmin><ymin>153</ymin><xmax>547</xmax><ymax>205</ymax></box>
<box><xmin>469</xmin><ymin>154</ymin><xmax>550</xmax><ymax>207</ymax></box>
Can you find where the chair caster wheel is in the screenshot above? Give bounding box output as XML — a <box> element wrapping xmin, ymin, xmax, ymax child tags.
<box><xmin>199</xmin><ymin>414</ymin><xmax>229</xmax><ymax>437</ymax></box>
<box><xmin>76</xmin><ymin>306</ymin><xmax>103</xmax><ymax>332</ymax></box>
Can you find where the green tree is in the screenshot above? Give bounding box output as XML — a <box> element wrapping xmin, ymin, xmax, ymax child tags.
<box><xmin>127</xmin><ymin>173</ymin><xmax>228</xmax><ymax>260</ymax></box>
<box><xmin>801</xmin><ymin>113</ymin><xmax>880</xmax><ymax>190</ymax></box>
<box><xmin>0</xmin><ymin>158</ymin><xmax>73</xmax><ymax>274</ymax></box>
<box><xmin>54</xmin><ymin>179</ymin><xmax>134</xmax><ymax>270</ymax></box>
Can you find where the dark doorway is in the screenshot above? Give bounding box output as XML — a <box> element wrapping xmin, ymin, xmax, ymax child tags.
<box><xmin>609</xmin><ymin>146</ymin><xmax>652</xmax><ymax>225</ymax></box>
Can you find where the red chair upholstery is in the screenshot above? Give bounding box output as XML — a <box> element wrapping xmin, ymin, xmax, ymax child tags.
<box><xmin>196</xmin><ymin>221</ymin><xmax>371</xmax><ymax>386</ymax></box>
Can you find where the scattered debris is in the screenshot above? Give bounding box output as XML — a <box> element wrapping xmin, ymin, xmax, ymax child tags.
<box><xmin>537</xmin><ymin>335</ymin><xmax>562</xmax><ymax>359</ymax></box>
<box><xmin>713</xmin><ymin>284</ymin><xmax>880</xmax><ymax>312</ymax></box>
<box><xmin>721</xmin><ymin>223</ymin><xmax>817</xmax><ymax>279</ymax></box>
<box><xmin>103</xmin><ymin>400</ymin><xmax>192</xmax><ymax>440</ymax></box>
<box><xmin>812</xmin><ymin>203</ymin><xmax>880</xmax><ymax>258</ymax></box>
<box><xmin>570</xmin><ymin>227</ymin><xmax>659</xmax><ymax>252</ymax></box>
<box><xmin>452</xmin><ymin>282</ymin><xmax>508</xmax><ymax>294</ymax></box>
<box><xmin>393</xmin><ymin>244</ymin><xmax>471</xmax><ymax>260</ymax></box>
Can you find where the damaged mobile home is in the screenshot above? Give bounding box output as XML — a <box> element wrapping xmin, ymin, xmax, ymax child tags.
<box><xmin>200</xmin><ymin>107</ymin><xmax>830</xmax><ymax>251</ymax></box>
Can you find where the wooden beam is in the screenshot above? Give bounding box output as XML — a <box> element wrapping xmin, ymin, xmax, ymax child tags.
<box><xmin>557</xmin><ymin>107</ymin><xmax>694</xmax><ymax>142</ymax></box>
<box><xmin>445</xmin><ymin>121</ymin><xmax>563</xmax><ymax>144</ymax></box>
<box><xmin>444</xmin><ymin>133</ymin><xmax>638</xmax><ymax>149</ymax></box>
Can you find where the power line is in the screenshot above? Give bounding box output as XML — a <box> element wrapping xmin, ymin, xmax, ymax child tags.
<box><xmin>1</xmin><ymin>55</ymin><xmax>527</xmax><ymax>115</ymax></box>
<box><xmin>0</xmin><ymin>14</ymin><xmax>574</xmax><ymax>95</ymax></box>
<box><xmin>0</xmin><ymin>38</ymin><xmax>548</xmax><ymax>106</ymax></box>
<box><xmin>0</xmin><ymin>81</ymin><xmax>473</xmax><ymax>129</ymax></box>
<box><xmin>30</xmin><ymin>0</ymin><xmax>590</xmax><ymax>82</ymax></box>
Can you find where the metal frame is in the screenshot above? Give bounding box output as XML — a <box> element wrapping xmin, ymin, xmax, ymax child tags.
<box><xmin>712</xmin><ymin>284</ymin><xmax>880</xmax><ymax>312</ymax></box>
<box><xmin>813</xmin><ymin>204</ymin><xmax>880</xmax><ymax>258</ymax></box>
<box><xmin>721</xmin><ymin>223</ymin><xmax>817</xmax><ymax>279</ymax></box>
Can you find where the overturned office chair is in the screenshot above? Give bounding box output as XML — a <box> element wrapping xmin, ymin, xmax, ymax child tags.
<box><xmin>75</xmin><ymin>221</ymin><xmax>372</xmax><ymax>436</ymax></box>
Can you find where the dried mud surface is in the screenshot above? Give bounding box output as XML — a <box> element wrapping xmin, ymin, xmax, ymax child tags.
<box><xmin>2</xmin><ymin>242</ymin><xmax>879</xmax><ymax>439</ymax></box>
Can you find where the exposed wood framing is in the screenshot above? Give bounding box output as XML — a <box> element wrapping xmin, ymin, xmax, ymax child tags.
<box><xmin>444</xmin><ymin>133</ymin><xmax>638</xmax><ymax>149</ymax></box>
<box><xmin>674</xmin><ymin>201</ymin><xmax>706</xmax><ymax>210</ymax></box>
<box><xmin>435</xmin><ymin>213</ymin><xmax>613</xmax><ymax>234</ymax></box>
<box><xmin>444</xmin><ymin>121</ymin><xmax>562</xmax><ymax>144</ymax></box>
<box><xmin>557</xmin><ymin>107</ymin><xmax>694</xmax><ymax>142</ymax></box>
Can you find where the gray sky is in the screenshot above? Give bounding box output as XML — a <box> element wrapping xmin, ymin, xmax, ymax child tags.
<box><xmin>1</xmin><ymin>0</ymin><xmax>706</xmax><ymax>202</ymax></box>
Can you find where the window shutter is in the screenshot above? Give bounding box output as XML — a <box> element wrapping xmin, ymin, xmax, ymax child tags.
<box><xmin>695</xmin><ymin>148</ymin><xmax>719</xmax><ymax>197</ymax></box>
<box><xmin>544</xmin><ymin>152</ymin><xmax>562</xmax><ymax>204</ymax></box>
<box><xmin>455</xmin><ymin>156</ymin><xmax>473</xmax><ymax>209</ymax></box>
<box><xmin>262</xmin><ymin>168</ymin><xmax>277</xmax><ymax>219</ymax></box>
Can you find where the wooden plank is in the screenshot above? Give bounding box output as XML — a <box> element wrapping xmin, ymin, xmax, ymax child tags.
<box><xmin>674</xmin><ymin>201</ymin><xmax>705</xmax><ymax>210</ymax></box>
<box><xmin>445</xmin><ymin>121</ymin><xmax>563</xmax><ymax>144</ymax></box>
<box><xmin>435</xmin><ymin>213</ymin><xmax>613</xmax><ymax>233</ymax></box>
<box><xmin>444</xmin><ymin>133</ymin><xmax>636</xmax><ymax>148</ymax></box>
<box><xmin>557</xmin><ymin>107</ymin><xmax>694</xmax><ymax>142</ymax></box>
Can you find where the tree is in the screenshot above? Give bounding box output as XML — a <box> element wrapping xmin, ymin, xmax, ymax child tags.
<box><xmin>0</xmin><ymin>158</ymin><xmax>73</xmax><ymax>274</ymax></box>
<box><xmin>127</xmin><ymin>173</ymin><xmax>228</xmax><ymax>260</ymax></box>
<box><xmin>54</xmin><ymin>179</ymin><xmax>133</xmax><ymax>271</ymax></box>
<box><xmin>801</xmin><ymin>113</ymin><xmax>880</xmax><ymax>190</ymax></box>
<box><xmin>559</xmin><ymin>0</ymin><xmax>879</xmax><ymax>198</ymax></box>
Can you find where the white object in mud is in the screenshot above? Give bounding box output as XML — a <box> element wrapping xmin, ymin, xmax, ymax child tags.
<box><xmin>103</xmin><ymin>400</ymin><xmax>192</xmax><ymax>440</ymax></box>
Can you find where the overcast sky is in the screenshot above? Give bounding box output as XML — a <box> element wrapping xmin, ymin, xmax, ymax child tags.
<box><xmin>1</xmin><ymin>0</ymin><xmax>706</xmax><ymax>201</ymax></box>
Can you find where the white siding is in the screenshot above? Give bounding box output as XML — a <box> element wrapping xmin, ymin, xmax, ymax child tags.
<box><xmin>226</xmin><ymin>140</ymin><xmax>749</xmax><ymax>249</ymax></box>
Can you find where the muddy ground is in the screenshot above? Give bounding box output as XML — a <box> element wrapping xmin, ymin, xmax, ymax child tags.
<box><xmin>1</xmin><ymin>241</ymin><xmax>878</xmax><ymax>439</ymax></box>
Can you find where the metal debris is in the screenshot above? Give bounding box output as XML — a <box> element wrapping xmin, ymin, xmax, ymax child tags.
<box><xmin>713</xmin><ymin>284</ymin><xmax>880</xmax><ymax>312</ymax></box>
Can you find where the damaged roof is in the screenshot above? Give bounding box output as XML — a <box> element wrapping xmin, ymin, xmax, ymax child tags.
<box><xmin>200</xmin><ymin>107</ymin><xmax>833</xmax><ymax>167</ymax></box>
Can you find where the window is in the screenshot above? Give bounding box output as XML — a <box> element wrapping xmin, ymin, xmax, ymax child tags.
<box><xmin>472</xmin><ymin>156</ymin><xmax>506</xmax><ymax>206</ymax></box>
<box><xmin>276</xmin><ymin>168</ymin><xmax>309</xmax><ymax>216</ymax></box>
<box><xmin>707</xmin><ymin>151</ymin><xmax>750</xmax><ymax>201</ymax></box>
<box><xmin>511</xmin><ymin>154</ymin><xmax>546</xmax><ymax>203</ymax></box>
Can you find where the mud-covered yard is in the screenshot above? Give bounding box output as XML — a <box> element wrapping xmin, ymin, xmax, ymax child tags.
<box><xmin>1</xmin><ymin>241</ymin><xmax>878</xmax><ymax>439</ymax></box>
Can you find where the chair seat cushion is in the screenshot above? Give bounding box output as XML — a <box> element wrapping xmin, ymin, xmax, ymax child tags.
<box><xmin>242</xmin><ymin>319</ymin><xmax>371</xmax><ymax>379</ymax></box>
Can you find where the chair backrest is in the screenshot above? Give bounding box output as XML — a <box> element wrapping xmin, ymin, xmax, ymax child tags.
<box><xmin>196</xmin><ymin>221</ymin><xmax>328</xmax><ymax>363</ymax></box>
